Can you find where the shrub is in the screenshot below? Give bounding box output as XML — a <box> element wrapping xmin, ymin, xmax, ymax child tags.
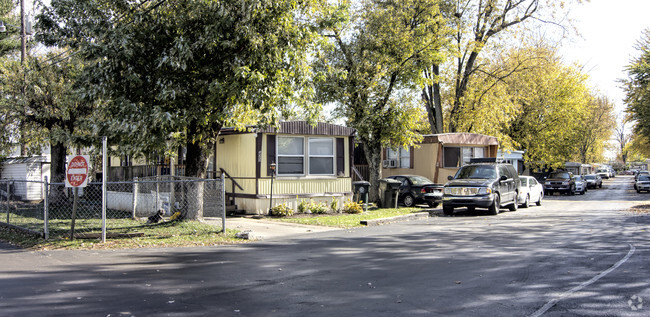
<box><xmin>330</xmin><ymin>197</ymin><xmax>340</xmax><ymax>213</ymax></box>
<box><xmin>297</xmin><ymin>199</ymin><xmax>308</xmax><ymax>213</ymax></box>
<box><xmin>308</xmin><ymin>200</ymin><xmax>329</xmax><ymax>214</ymax></box>
<box><xmin>270</xmin><ymin>203</ymin><xmax>294</xmax><ymax>217</ymax></box>
<box><xmin>343</xmin><ymin>200</ymin><xmax>363</xmax><ymax>214</ymax></box>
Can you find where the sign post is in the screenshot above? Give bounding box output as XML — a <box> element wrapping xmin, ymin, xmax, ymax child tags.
<box><xmin>65</xmin><ymin>155</ymin><xmax>89</xmax><ymax>239</ymax></box>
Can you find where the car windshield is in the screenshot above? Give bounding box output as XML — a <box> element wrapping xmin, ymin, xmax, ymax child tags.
<box><xmin>574</xmin><ymin>176</ymin><xmax>583</xmax><ymax>181</ymax></box>
<box><xmin>407</xmin><ymin>176</ymin><xmax>433</xmax><ymax>185</ymax></box>
<box><xmin>585</xmin><ymin>175</ymin><xmax>595</xmax><ymax>179</ymax></box>
<box><xmin>549</xmin><ymin>172</ymin><xmax>570</xmax><ymax>179</ymax></box>
<box><xmin>639</xmin><ymin>175</ymin><xmax>650</xmax><ymax>181</ymax></box>
<box><xmin>455</xmin><ymin>165</ymin><xmax>497</xmax><ymax>179</ymax></box>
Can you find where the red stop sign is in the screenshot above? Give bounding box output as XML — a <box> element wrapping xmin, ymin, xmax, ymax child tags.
<box><xmin>66</xmin><ymin>155</ymin><xmax>88</xmax><ymax>187</ymax></box>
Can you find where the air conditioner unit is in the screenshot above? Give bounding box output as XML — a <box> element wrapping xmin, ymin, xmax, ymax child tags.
<box><xmin>388</xmin><ymin>159</ymin><xmax>398</xmax><ymax>168</ymax></box>
<box><xmin>382</xmin><ymin>160</ymin><xmax>390</xmax><ymax>168</ymax></box>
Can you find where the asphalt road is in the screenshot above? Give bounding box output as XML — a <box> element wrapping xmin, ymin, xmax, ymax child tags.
<box><xmin>1</xmin><ymin>175</ymin><xmax>649</xmax><ymax>317</ymax></box>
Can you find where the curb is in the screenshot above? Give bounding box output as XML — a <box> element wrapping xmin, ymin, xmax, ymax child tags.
<box><xmin>360</xmin><ymin>212</ymin><xmax>431</xmax><ymax>226</ymax></box>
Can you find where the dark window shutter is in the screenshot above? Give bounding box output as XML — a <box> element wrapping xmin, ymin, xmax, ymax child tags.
<box><xmin>409</xmin><ymin>146</ymin><xmax>414</xmax><ymax>169</ymax></box>
<box><xmin>267</xmin><ymin>134</ymin><xmax>276</xmax><ymax>176</ymax></box>
<box><xmin>256</xmin><ymin>134</ymin><xmax>263</xmax><ymax>178</ymax></box>
<box><xmin>336</xmin><ymin>138</ymin><xmax>345</xmax><ymax>176</ymax></box>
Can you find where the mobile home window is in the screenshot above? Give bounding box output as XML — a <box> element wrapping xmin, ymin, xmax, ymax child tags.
<box><xmin>387</xmin><ymin>147</ymin><xmax>411</xmax><ymax>168</ymax></box>
<box><xmin>309</xmin><ymin>138</ymin><xmax>334</xmax><ymax>175</ymax></box>
<box><xmin>277</xmin><ymin>136</ymin><xmax>304</xmax><ymax>175</ymax></box>
<box><xmin>444</xmin><ymin>146</ymin><xmax>486</xmax><ymax>168</ymax></box>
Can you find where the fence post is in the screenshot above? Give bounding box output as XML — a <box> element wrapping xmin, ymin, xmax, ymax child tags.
<box><xmin>221</xmin><ymin>174</ymin><xmax>226</xmax><ymax>233</ymax></box>
<box><xmin>43</xmin><ymin>177</ymin><xmax>49</xmax><ymax>240</ymax></box>
<box><xmin>102</xmin><ymin>136</ymin><xmax>107</xmax><ymax>243</ymax></box>
<box><xmin>132</xmin><ymin>177</ymin><xmax>139</xmax><ymax>220</ymax></box>
<box><xmin>6</xmin><ymin>181</ymin><xmax>11</xmax><ymax>223</ymax></box>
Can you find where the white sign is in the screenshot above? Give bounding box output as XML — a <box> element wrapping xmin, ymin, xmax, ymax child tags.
<box><xmin>65</xmin><ymin>155</ymin><xmax>90</xmax><ymax>188</ymax></box>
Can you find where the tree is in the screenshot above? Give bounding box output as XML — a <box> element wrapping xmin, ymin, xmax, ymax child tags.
<box><xmin>0</xmin><ymin>53</ymin><xmax>91</xmax><ymax>185</ymax></box>
<box><xmin>575</xmin><ymin>97</ymin><xmax>615</xmax><ymax>164</ymax></box>
<box><xmin>623</xmin><ymin>29</ymin><xmax>650</xmax><ymax>144</ymax></box>
<box><xmin>315</xmin><ymin>0</ymin><xmax>443</xmax><ymax>202</ymax></box>
<box><xmin>501</xmin><ymin>45</ymin><xmax>593</xmax><ymax>167</ymax></box>
<box><xmin>422</xmin><ymin>0</ymin><xmax>544</xmax><ymax>134</ymax></box>
<box><xmin>614</xmin><ymin>116</ymin><xmax>632</xmax><ymax>165</ymax></box>
<box><xmin>37</xmin><ymin>0</ymin><xmax>321</xmax><ymax>183</ymax></box>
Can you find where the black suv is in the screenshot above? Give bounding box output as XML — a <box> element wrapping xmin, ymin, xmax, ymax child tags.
<box><xmin>442</xmin><ymin>161</ymin><xmax>520</xmax><ymax>216</ymax></box>
<box><xmin>543</xmin><ymin>171</ymin><xmax>575</xmax><ymax>195</ymax></box>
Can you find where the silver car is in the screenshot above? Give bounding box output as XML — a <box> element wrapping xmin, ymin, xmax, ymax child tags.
<box><xmin>573</xmin><ymin>175</ymin><xmax>587</xmax><ymax>195</ymax></box>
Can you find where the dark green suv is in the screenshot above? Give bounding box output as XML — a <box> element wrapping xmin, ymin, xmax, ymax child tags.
<box><xmin>442</xmin><ymin>162</ymin><xmax>520</xmax><ymax>216</ymax></box>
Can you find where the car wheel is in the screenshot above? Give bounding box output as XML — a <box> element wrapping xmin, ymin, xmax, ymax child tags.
<box><xmin>599</xmin><ymin>184</ymin><xmax>602</xmax><ymax>188</ymax></box>
<box><xmin>428</xmin><ymin>202</ymin><xmax>439</xmax><ymax>208</ymax></box>
<box><xmin>522</xmin><ymin>194</ymin><xmax>530</xmax><ymax>208</ymax></box>
<box><xmin>508</xmin><ymin>193</ymin><xmax>518</xmax><ymax>211</ymax></box>
<box><xmin>403</xmin><ymin>194</ymin><xmax>416</xmax><ymax>207</ymax></box>
<box><xmin>443</xmin><ymin>206</ymin><xmax>454</xmax><ymax>216</ymax></box>
<box><xmin>488</xmin><ymin>194</ymin><xmax>500</xmax><ymax>215</ymax></box>
<box><xmin>536</xmin><ymin>192</ymin><xmax>543</xmax><ymax>206</ymax></box>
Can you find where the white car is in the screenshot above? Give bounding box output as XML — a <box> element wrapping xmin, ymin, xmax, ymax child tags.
<box><xmin>518</xmin><ymin>176</ymin><xmax>544</xmax><ymax>208</ymax></box>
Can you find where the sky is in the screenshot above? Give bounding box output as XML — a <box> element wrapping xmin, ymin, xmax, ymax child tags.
<box><xmin>560</xmin><ymin>0</ymin><xmax>650</xmax><ymax>115</ymax></box>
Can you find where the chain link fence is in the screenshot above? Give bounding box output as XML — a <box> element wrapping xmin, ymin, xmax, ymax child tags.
<box><xmin>0</xmin><ymin>176</ymin><xmax>225</xmax><ymax>240</ymax></box>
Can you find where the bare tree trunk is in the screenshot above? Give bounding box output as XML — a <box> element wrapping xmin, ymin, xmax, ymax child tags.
<box><xmin>423</xmin><ymin>65</ymin><xmax>444</xmax><ymax>134</ymax></box>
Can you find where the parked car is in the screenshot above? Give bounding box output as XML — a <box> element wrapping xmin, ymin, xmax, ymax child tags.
<box><xmin>385</xmin><ymin>175</ymin><xmax>443</xmax><ymax>207</ymax></box>
<box><xmin>636</xmin><ymin>175</ymin><xmax>650</xmax><ymax>193</ymax></box>
<box><xmin>596</xmin><ymin>168</ymin><xmax>610</xmax><ymax>179</ymax></box>
<box><xmin>518</xmin><ymin>176</ymin><xmax>544</xmax><ymax>208</ymax></box>
<box><xmin>635</xmin><ymin>170</ymin><xmax>649</xmax><ymax>181</ymax></box>
<box><xmin>442</xmin><ymin>161</ymin><xmax>520</xmax><ymax>216</ymax></box>
<box><xmin>584</xmin><ymin>174</ymin><xmax>602</xmax><ymax>189</ymax></box>
<box><xmin>609</xmin><ymin>168</ymin><xmax>616</xmax><ymax>178</ymax></box>
<box><xmin>543</xmin><ymin>171</ymin><xmax>575</xmax><ymax>195</ymax></box>
<box><xmin>573</xmin><ymin>175</ymin><xmax>587</xmax><ymax>195</ymax></box>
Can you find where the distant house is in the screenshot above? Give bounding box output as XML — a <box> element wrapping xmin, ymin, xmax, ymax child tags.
<box><xmin>497</xmin><ymin>150</ymin><xmax>525</xmax><ymax>174</ymax></box>
<box><xmin>0</xmin><ymin>156</ymin><xmax>50</xmax><ymax>201</ymax></box>
<box><xmin>217</xmin><ymin>121</ymin><xmax>356</xmax><ymax>214</ymax></box>
<box><xmin>382</xmin><ymin>133</ymin><xmax>499</xmax><ymax>183</ymax></box>
<box><xmin>564</xmin><ymin>162</ymin><xmax>593</xmax><ymax>175</ymax></box>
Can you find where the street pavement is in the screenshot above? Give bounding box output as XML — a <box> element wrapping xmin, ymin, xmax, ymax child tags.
<box><xmin>1</xmin><ymin>175</ymin><xmax>649</xmax><ymax>317</ymax></box>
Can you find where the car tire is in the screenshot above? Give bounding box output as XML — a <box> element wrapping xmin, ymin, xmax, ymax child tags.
<box><xmin>443</xmin><ymin>206</ymin><xmax>454</xmax><ymax>216</ymax></box>
<box><xmin>488</xmin><ymin>194</ymin><xmax>500</xmax><ymax>215</ymax></box>
<box><xmin>508</xmin><ymin>194</ymin><xmax>518</xmax><ymax>211</ymax></box>
<box><xmin>403</xmin><ymin>194</ymin><xmax>416</xmax><ymax>207</ymax></box>
<box><xmin>536</xmin><ymin>193</ymin><xmax>543</xmax><ymax>206</ymax></box>
<box><xmin>599</xmin><ymin>184</ymin><xmax>602</xmax><ymax>188</ymax></box>
<box><xmin>522</xmin><ymin>194</ymin><xmax>530</xmax><ymax>208</ymax></box>
<box><xmin>428</xmin><ymin>202</ymin><xmax>439</xmax><ymax>208</ymax></box>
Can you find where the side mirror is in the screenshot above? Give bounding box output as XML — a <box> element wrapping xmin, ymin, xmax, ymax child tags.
<box><xmin>447</xmin><ymin>175</ymin><xmax>453</xmax><ymax>180</ymax></box>
<box><xmin>500</xmin><ymin>175</ymin><xmax>508</xmax><ymax>181</ymax></box>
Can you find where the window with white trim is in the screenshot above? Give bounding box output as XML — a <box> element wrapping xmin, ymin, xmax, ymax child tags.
<box><xmin>309</xmin><ymin>138</ymin><xmax>334</xmax><ymax>175</ymax></box>
<box><xmin>277</xmin><ymin>136</ymin><xmax>336</xmax><ymax>176</ymax></box>
<box><xmin>277</xmin><ymin>136</ymin><xmax>304</xmax><ymax>175</ymax></box>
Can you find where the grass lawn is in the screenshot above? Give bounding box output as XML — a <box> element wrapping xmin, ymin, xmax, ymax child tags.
<box><xmin>0</xmin><ymin>217</ymin><xmax>245</xmax><ymax>250</ymax></box>
<box><xmin>270</xmin><ymin>207</ymin><xmax>427</xmax><ymax>228</ymax></box>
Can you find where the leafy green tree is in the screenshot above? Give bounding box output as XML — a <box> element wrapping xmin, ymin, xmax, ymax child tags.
<box><xmin>37</xmin><ymin>0</ymin><xmax>321</xmax><ymax>181</ymax></box>
<box><xmin>0</xmin><ymin>0</ymin><xmax>21</xmax><ymax>57</ymax></box>
<box><xmin>623</xmin><ymin>29</ymin><xmax>650</xmax><ymax>144</ymax></box>
<box><xmin>0</xmin><ymin>53</ymin><xmax>91</xmax><ymax>184</ymax></box>
<box><xmin>315</xmin><ymin>0</ymin><xmax>443</xmax><ymax>202</ymax></box>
